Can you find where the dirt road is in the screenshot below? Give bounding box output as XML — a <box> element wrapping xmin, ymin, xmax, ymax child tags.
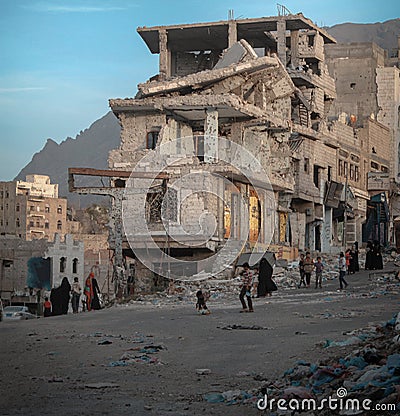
<box><xmin>1</xmin><ymin>268</ymin><xmax>398</xmax><ymax>415</ymax></box>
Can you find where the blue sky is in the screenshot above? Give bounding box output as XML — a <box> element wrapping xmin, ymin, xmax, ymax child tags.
<box><xmin>0</xmin><ymin>0</ymin><xmax>398</xmax><ymax>181</ymax></box>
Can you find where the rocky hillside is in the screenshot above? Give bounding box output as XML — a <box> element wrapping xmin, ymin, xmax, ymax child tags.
<box><xmin>326</xmin><ymin>18</ymin><xmax>400</xmax><ymax>52</ymax></box>
<box><xmin>15</xmin><ymin>112</ymin><xmax>120</xmax><ymax>206</ymax></box>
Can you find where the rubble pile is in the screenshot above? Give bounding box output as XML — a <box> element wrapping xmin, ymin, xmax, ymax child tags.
<box><xmin>114</xmin><ymin>253</ymin><xmax>399</xmax><ymax>308</ymax></box>
<box><xmin>203</xmin><ymin>313</ymin><xmax>400</xmax><ymax>414</ymax></box>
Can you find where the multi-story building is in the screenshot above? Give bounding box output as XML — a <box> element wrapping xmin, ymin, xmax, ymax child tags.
<box><xmin>325</xmin><ymin>42</ymin><xmax>398</xmax><ymax>246</ymax></box>
<box><xmin>0</xmin><ymin>174</ymin><xmax>67</xmax><ymax>241</ymax></box>
<box><xmin>69</xmin><ymin>13</ymin><xmax>397</xmax><ymax>293</ymax></box>
<box><xmin>104</xmin><ymin>13</ymin><xmax>343</xmax><ymax>287</ymax></box>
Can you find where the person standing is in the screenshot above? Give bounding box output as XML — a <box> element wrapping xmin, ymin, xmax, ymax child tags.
<box><xmin>258</xmin><ymin>258</ymin><xmax>275</xmax><ymax>297</ymax></box>
<box><xmin>84</xmin><ymin>272</ymin><xmax>102</xmax><ymax>311</ymax></box>
<box><xmin>365</xmin><ymin>241</ymin><xmax>374</xmax><ymax>270</ymax></box>
<box><xmin>43</xmin><ymin>297</ymin><xmax>52</xmax><ymax>317</ymax></box>
<box><xmin>298</xmin><ymin>253</ymin><xmax>306</xmax><ymax>288</ymax></box>
<box><xmin>71</xmin><ymin>277</ymin><xmax>82</xmax><ymax>314</ymax></box>
<box><xmin>239</xmin><ymin>263</ymin><xmax>254</xmax><ymax>312</ymax></box>
<box><xmin>338</xmin><ymin>252</ymin><xmax>348</xmax><ymax>290</ymax></box>
<box><xmin>84</xmin><ymin>272</ymin><xmax>95</xmax><ymax>312</ymax></box>
<box><xmin>353</xmin><ymin>242</ymin><xmax>360</xmax><ymax>272</ymax></box>
<box><xmin>314</xmin><ymin>256</ymin><xmax>324</xmax><ymax>288</ymax></box>
<box><xmin>50</xmin><ymin>277</ymin><xmax>71</xmax><ymax>316</ymax></box>
<box><xmin>345</xmin><ymin>249</ymin><xmax>352</xmax><ymax>274</ymax></box>
<box><xmin>373</xmin><ymin>240</ymin><xmax>383</xmax><ymax>270</ymax></box>
<box><xmin>303</xmin><ymin>252</ymin><xmax>314</xmax><ymax>288</ymax></box>
<box><xmin>60</xmin><ymin>277</ymin><xmax>71</xmax><ymax>315</ymax></box>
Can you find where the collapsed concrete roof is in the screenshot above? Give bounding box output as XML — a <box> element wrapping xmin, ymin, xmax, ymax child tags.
<box><xmin>137</xmin><ymin>54</ymin><xmax>293</xmax><ymax>98</ymax></box>
<box><xmin>137</xmin><ymin>13</ymin><xmax>336</xmax><ymax>54</ymax></box>
<box><xmin>111</xmin><ymin>48</ymin><xmax>295</xmax><ymax>128</ymax></box>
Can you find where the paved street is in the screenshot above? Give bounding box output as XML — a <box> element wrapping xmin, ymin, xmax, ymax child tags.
<box><xmin>1</xmin><ymin>266</ymin><xmax>399</xmax><ymax>415</ymax></box>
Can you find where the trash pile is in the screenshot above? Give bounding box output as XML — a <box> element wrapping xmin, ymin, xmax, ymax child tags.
<box><xmin>110</xmin><ymin>344</ymin><xmax>166</xmax><ymax>366</ymax></box>
<box><xmin>203</xmin><ymin>313</ymin><xmax>400</xmax><ymax>414</ymax></box>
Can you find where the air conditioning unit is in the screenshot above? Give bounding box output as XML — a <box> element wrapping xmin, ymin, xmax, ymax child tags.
<box><xmin>305</xmin><ymin>208</ymin><xmax>313</xmax><ymax>216</ymax></box>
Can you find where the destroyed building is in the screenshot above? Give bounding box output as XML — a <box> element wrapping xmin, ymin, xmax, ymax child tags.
<box><xmin>69</xmin><ymin>13</ymin><xmax>397</xmax><ymax>292</ymax></box>
<box><xmin>325</xmin><ymin>41</ymin><xmax>399</xmax><ymax>246</ymax></box>
<box><xmin>107</xmin><ymin>13</ymin><xmax>340</xmax><ymax>284</ymax></box>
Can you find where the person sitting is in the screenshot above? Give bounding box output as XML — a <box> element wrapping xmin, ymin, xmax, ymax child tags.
<box><xmin>196</xmin><ymin>290</ymin><xmax>210</xmax><ymax>315</ymax></box>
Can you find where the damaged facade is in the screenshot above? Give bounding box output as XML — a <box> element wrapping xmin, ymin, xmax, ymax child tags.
<box><xmin>0</xmin><ymin>234</ymin><xmax>84</xmax><ymax>309</ymax></box>
<box><xmin>107</xmin><ymin>13</ymin><xmax>342</xmax><ymax>286</ymax></box>
<box><xmin>70</xmin><ymin>13</ymin><xmax>398</xmax><ymax>292</ymax></box>
<box><xmin>325</xmin><ymin>41</ymin><xmax>399</xmax><ymax>247</ymax></box>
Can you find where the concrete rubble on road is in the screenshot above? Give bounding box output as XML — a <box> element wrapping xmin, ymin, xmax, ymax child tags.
<box><xmin>111</xmin><ymin>254</ymin><xmax>400</xmax><ymax>309</ymax></box>
<box><xmin>202</xmin><ymin>312</ymin><xmax>400</xmax><ymax>414</ymax></box>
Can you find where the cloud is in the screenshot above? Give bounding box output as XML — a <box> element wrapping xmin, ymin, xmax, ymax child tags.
<box><xmin>0</xmin><ymin>87</ymin><xmax>48</xmax><ymax>93</ymax></box>
<box><xmin>22</xmin><ymin>2</ymin><xmax>130</xmax><ymax>13</ymax></box>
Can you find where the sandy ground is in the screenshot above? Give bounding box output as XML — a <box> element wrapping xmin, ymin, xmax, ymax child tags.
<box><xmin>1</xmin><ymin>266</ymin><xmax>399</xmax><ymax>416</ymax></box>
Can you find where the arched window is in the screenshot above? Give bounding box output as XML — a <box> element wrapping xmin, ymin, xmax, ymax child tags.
<box><xmin>72</xmin><ymin>258</ymin><xmax>78</xmax><ymax>274</ymax></box>
<box><xmin>45</xmin><ymin>205</ymin><xmax>50</xmax><ymax>213</ymax></box>
<box><xmin>16</xmin><ymin>218</ymin><xmax>20</xmax><ymax>228</ymax></box>
<box><xmin>57</xmin><ymin>220</ymin><xmax>62</xmax><ymax>230</ymax></box>
<box><xmin>57</xmin><ymin>205</ymin><xmax>62</xmax><ymax>214</ymax></box>
<box><xmin>60</xmin><ymin>257</ymin><xmax>66</xmax><ymax>273</ymax></box>
<box><xmin>16</xmin><ymin>203</ymin><xmax>20</xmax><ymax>212</ymax></box>
<box><xmin>45</xmin><ymin>220</ymin><xmax>49</xmax><ymax>229</ymax></box>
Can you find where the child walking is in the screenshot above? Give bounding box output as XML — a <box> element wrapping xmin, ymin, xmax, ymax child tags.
<box><xmin>338</xmin><ymin>252</ymin><xmax>349</xmax><ymax>290</ymax></box>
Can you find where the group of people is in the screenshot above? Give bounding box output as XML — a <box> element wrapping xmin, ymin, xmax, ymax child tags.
<box><xmin>43</xmin><ymin>272</ymin><xmax>102</xmax><ymax>317</ymax></box>
<box><xmin>238</xmin><ymin>259</ymin><xmax>277</xmax><ymax>313</ymax></box>
<box><xmin>298</xmin><ymin>252</ymin><xmax>325</xmax><ymax>289</ymax></box>
<box><xmin>297</xmin><ymin>241</ymin><xmax>384</xmax><ymax>291</ymax></box>
<box><xmin>195</xmin><ymin>258</ymin><xmax>278</xmax><ymax>314</ymax></box>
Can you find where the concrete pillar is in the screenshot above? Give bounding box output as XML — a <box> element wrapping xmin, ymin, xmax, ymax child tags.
<box><xmin>159</xmin><ymin>29</ymin><xmax>170</xmax><ymax>80</ymax></box>
<box><xmin>290</xmin><ymin>30</ymin><xmax>299</xmax><ymax>68</ymax></box>
<box><xmin>276</xmin><ymin>19</ymin><xmax>287</xmax><ymax>67</ymax></box>
<box><xmin>228</xmin><ymin>20</ymin><xmax>237</xmax><ymax>48</ymax></box>
<box><xmin>204</xmin><ymin>108</ymin><xmax>218</xmax><ymax>163</ymax></box>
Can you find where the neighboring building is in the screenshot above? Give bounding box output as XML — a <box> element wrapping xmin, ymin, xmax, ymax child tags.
<box><xmin>325</xmin><ymin>42</ymin><xmax>400</xmax><ymax>245</ymax></box>
<box><xmin>0</xmin><ymin>175</ymin><xmax>67</xmax><ymax>241</ymax></box>
<box><xmin>0</xmin><ymin>234</ymin><xmax>84</xmax><ymax>309</ymax></box>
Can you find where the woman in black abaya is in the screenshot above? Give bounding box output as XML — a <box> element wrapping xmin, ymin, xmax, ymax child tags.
<box><xmin>50</xmin><ymin>277</ymin><xmax>71</xmax><ymax>315</ymax></box>
<box><xmin>257</xmin><ymin>258</ymin><xmax>277</xmax><ymax>297</ymax></box>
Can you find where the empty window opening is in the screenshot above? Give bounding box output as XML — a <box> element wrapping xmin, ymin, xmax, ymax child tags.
<box><xmin>146</xmin><ymin>130</ymin><xmax>159</xmax><ymax>150</ymax></box>
<box><xmin>72</xmin><ymin>258</ymin><xmax>78</xmax><ymax>274</ymax></box>
<box><xmin>313</xmin><ymin>165</ymin><xmax>320</xmax><ymax>188</ymax></box>
<box><xmin>60</xmin><ymin>257</ymin><xmax>66</xmax><ymax>273</ymax></box>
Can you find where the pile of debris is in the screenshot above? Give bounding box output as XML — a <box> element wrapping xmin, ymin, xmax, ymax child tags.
<box><xmin>203</xmin><ymin>313</ymin><xmax>400</xmax><ymax>414</ymax></box>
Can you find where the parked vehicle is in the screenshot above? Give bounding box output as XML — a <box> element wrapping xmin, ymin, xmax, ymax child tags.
<box><xmin>1</xmin><ymin>306</ymin><xmax>38</xmax><ymax>321</ymax></box>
